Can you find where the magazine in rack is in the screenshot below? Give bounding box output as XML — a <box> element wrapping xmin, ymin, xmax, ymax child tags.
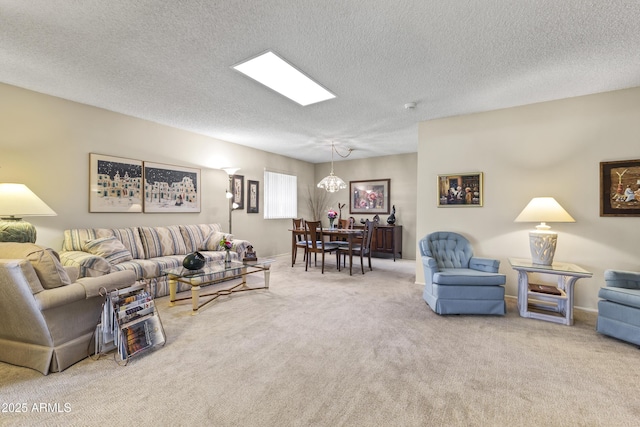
<box><xmin>95</xmin><ymin>282</ymin><xmax>165</xmax><ymax>364</ymax></box>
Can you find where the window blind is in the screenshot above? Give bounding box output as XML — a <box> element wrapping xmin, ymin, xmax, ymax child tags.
<box><xmin>264</xmin><ymin>170</ymin><xmax>297</xmax><ymax>219</ymax></box>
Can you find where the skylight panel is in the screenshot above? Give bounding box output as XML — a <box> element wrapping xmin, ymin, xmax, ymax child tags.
<box><xmin>233</xmin><ymin>51</ymin><xmax>336</xmax><ymax>106</ymax></box>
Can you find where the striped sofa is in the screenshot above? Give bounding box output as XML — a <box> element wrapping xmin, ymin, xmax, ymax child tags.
<box><xmin>59</xmin><ymin>224</ymin><xmax>250</xmax><ymax>298</ymax></box>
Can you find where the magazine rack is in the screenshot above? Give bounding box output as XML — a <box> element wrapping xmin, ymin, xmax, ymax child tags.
<box><xmin>94</xmin><ymin>283</ymin><xmax>166</xmax><ymax>365</ymax></box>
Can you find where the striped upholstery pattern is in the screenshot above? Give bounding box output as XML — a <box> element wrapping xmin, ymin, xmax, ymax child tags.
<box><xmin>62</xmin><ymin>228</ymin><xmax>101</xmax><ymax>251</ymax></box>
<box><xmin>110</xmin><ymin>228</ymin><xmax>145</xmax><ymax>259</ymax></box>
<box><xmin>62</xmin><ymin>227</ymin><xmax>144</xmax><ymax>259</ymax></box>
<box><xmin>59</xmin><ymin>223</ymin><xmax>250</xmax><ymax>298</ymax></box>
<box><xmin>200</xmin><ymin>230</ymin><xmax>230</xmax><ymax>250</ymax></box>
<box><xmin>58</xmin><ymin>250</ymin><xmax>111</xmax><ymax>277</ymax></box>
<box><xmin>139</xmin><ymin>226</ymin><xmax>186</xmax><ymax>259</ymax></box>
<box><xmin>82</xmin><ymin>236</ymin><xmax>133</xmax><ymax>265</ymax></box>
<box><xmin>179</xmin><ymin>224</ymin><xmax>223</xmax><ymax>252</ymax></box>
<box><xmin>110</xmin><ymin>260</ymin><xmax>146</xmax><ymax>280</ymax></box>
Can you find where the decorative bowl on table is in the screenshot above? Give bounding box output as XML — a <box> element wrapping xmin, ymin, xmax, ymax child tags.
<box><xmin>183</xmin><ymin>251</ymin><xmax>205</xmax><ymax>270</ymax></box>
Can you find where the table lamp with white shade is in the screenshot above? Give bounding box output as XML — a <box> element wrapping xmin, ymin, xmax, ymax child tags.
<box><xmin>0</xmin><ymin>183</ymin><xmax>57</xmax><ymax>243</ymax></box>
<box><xmin>514</xmin><ymin>197</ymin><xmax>575</xmax><ymax>265</ymax></box>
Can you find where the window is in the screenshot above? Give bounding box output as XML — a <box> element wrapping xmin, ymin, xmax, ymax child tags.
<box><xmin>264</xmin><ymin>170</ymin><xmax>297</xmax><ymax>219</ymax></box>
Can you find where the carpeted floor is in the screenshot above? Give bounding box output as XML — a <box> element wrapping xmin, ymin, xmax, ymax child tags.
<box><xmin>1</xmin><ymin>255</ymin><xmax>639</xmax><ymax>426</ymax></box>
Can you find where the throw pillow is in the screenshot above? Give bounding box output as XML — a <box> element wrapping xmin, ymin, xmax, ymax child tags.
<box><xmin>0</xmin><ymin>243</ymin><xmax>72</xmax><ymax>289</ymax></box>
<box><xmin>83</xmin><ymin>236</ymin><xmax>134</xmax><ymax>265</ymax></box>
<box><xmin>200</xmin><ymin>231</ymin><xmax>234</xmax><ymax>251</ymax></box>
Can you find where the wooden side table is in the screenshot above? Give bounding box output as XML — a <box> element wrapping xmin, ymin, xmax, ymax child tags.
<box><xmin>508</xmin><ymin>258</ymin><xmax>592</xmax><ymax>326</ymax></box>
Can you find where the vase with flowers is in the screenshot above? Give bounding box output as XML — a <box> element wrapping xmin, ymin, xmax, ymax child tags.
<box><xmin>327</xmin><ymin>208</ymin><xmax>338</xmax><ymax>229</ymax></box>
<box><xmin>220</xmin><ymin>238</ymin><xmax>233</xmax><ymax>267</ymax></box>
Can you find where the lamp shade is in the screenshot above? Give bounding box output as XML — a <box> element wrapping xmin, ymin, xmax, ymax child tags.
<box><xmin>317</xmin><ymin>172</ymin><xmax>347</xmax><ymax>193</ymax></box>
<box><xmin>514</xmin><ymin>197</ymin><xmax>574</xmax><ymax>266</ymax></box>
<box><xmin>221</xmin><ymin>167</ymin><xmax>240</xmax><ymax>176</ymax></box>
<box><xmin>0</xmin><ymin>183</ymin><xmax>56</xmax><ymax>243</ymax></box>
<box><xmin>514</xmin><ymin>197</ymin><xmax>575</xmax><ymax>225</ymax></box>
<box><xmin>0</xmin><ymin>183</ymin><xmax>57</xmax><ymax>218</ymax></box>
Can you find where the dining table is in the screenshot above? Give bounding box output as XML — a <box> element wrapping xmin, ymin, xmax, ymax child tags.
<box><xmin>290</xmin><ymin>227</ymin><xmax>364</xmax><ymax>275</ymax></box>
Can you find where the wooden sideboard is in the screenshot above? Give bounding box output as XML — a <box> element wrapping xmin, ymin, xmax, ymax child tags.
<box><xmin>356</xmin><ymin>224</ymin><xmax>402</xmax><ymax>260</ymax></box>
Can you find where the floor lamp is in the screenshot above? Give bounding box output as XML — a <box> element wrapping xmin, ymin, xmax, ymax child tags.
<box><xmin>222</xmin><ymin>168</ymin><xmax>240</xmax><ymax>234</ymax></box>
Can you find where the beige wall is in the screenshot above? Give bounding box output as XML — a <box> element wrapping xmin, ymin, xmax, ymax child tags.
<box><xmin>314</xmin><ymin>153</ymin><xmax>418</xmax><ymax>260</ymax></box>
<box><xmin>0</xmin><ymin>83</ymin><xmax>419</xmax><ymax>261</ymax></box>
<box><xmin>417</xmin><ymin>87</ymin><xmax>640</xmax><ymax>311</ymax></box>
<box><xmin>0</xmin><ymin>83</ymin><xmax>315</xmax><ymax>257</ymax></box>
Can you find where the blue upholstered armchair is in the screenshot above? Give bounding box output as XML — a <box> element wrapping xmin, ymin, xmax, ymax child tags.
<box><xmin>419</xmin><ymin>232</ymin><xmax>506</xmax><ymax>315</ymax></box>
<box><xmin>597</xmin><ymin>270</ymin><xmax>640</xmax><ymax>346</ymax></box>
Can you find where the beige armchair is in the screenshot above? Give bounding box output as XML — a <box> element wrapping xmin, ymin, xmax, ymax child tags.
<box><xmin>0</xmin><ymin>243</ymin><xmax>137</xmax><ymax>374</ymax></box>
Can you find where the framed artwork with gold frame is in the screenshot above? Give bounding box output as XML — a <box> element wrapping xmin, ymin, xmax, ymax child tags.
<box><xmin>437</xmin><ymin>172</ymin><xmax>483</xmax><ymax>207</ymax></box>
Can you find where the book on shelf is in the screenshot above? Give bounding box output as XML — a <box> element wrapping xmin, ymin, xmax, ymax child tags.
<box><xmin>528</xmin><ymin>283</ymin><xmax>562</xmax><ymax>296</ymax></box>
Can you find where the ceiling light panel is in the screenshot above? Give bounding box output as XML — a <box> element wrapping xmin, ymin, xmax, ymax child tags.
<box><xmin>233</xmin><ymin>51</ymin><xmax>336</xmax><ymax>106</ymax></box>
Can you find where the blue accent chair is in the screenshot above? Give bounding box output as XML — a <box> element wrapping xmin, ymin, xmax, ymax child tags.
<box><xmin>597</xmin><ymin>270</ymin><xmax>640</xmax><ymax>346</ymax></box>
<box><xmin>419</xmin><ymin>232</ymin><xmax>506</xmax><ymax>315</ymax></box>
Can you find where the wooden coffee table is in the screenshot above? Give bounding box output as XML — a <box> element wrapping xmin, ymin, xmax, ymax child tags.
<box><xmin>164</xmin><ymin>259</ymin><xmax>273</xmax><ymax>315</ymax></box>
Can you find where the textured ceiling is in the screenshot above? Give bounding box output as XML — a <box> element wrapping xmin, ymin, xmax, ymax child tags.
<box><xmin>1</xmin><ymin>1</ymin><xmax>640</xmax><ymax>163</ymax></box>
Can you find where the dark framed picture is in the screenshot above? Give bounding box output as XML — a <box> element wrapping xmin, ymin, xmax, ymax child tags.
<box><xmin>143</xmin><ymin>162</ymin><xmax>201</xmax><ymax>213</ymax></box>
<box><xmin>349</xmin><ymin>179</ymin><xmax>391</xmax><ymax>214</ymax></box>
<box><xmin>89</xmin><ymin>153</ymin><xmax>143</xmax><ymax>213</ymax></box>
<box><xmin>600</xmin><ymin>159</ymin><xmax>640</xmax><ymax>217</ymax></box>
<box><xmin>437</xmin><ymin>172</ymin><xmax>483</xmax><ymax>207</ymax></box>
<box><xmin>232</xmin><ymin>174</ymin><xmax>244</xmax><ymax>210</ymax></box>
<box><xmin>247</xmin><ymin>180</ymin><xmax>259</xmax><ymax>213</ymax></box>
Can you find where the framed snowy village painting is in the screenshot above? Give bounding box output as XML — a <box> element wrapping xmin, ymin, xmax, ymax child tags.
<box><xmin>143</xmin><ymin>162</ymin><xmax>201</xmax><ymax>213</ymax></box>
<box><xmin>89</xmin><ymin>153</ymin><xmax>143</xmax><ymax>213</ymax></box>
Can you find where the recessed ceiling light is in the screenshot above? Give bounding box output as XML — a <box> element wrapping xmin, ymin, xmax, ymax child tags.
<box><xmin>232</xmin><ymin>51</ymin><xmax>336</xmax><ymax>106</ymax></box>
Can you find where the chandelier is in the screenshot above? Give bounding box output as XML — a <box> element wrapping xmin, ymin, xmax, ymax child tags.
<box><xmin>317</xmin><ymin>141</ymin><xmax>352</xmax><ymax>193</ymax></box>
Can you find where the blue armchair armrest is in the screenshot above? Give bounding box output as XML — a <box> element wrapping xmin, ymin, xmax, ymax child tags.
<box><xmin>421</xmin><ymin>256</ymin><xmax>437</xmax><ymax>285</ymax></box>
<box><xmin>604</xmin><ymin>269</ymin><xmax>640</xmax><ymax>290</ymax></box>
<box><xmin>469</xmin><ymin>257</ymin><xmax>500</xmax><ymax>273</ymax></box>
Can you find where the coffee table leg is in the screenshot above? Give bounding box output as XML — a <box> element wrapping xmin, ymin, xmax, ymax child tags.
<box><xmin>264</xmin><ymin>268</ymin><xmax>271</xmax><ymax>288</ymax></box>
<box><xmin>169</xmin><ymin>277</ymin><xmax>177</xmax><ymax>306</ymax></box>
<box><xmin>191</xmin><ymin>284</ymin><xmax>201</xmax><ymax>315</ymax></box>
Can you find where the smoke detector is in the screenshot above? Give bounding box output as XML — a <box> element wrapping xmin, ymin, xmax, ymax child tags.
<box><xmin>404</xmin><ymin>102</ymin><xmax>417</xmax><ymax>110</ymax></box>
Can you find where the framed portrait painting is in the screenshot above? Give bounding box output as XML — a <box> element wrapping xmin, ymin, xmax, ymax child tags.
<box><xmin>349</xmin><ymin>179</ymin><xmax>391</xmax><ymax>214</ymax></box>
<box><xmin>247</xmin><ymin>180</ymin><xmax>259</xmax><ymax>213</ymax></box>
<box><xmin>89</xmin><ymin>153</ymin><xmax>143</xmax><ymax>213</ymax></box>
<box><xmin>143</xmin><ymin>162</ymin><xmax>201</xmax><ymax>213</ymax></box>
<box><xmin>600</xmin><ymin>159</ymin><xmax>640</xmax><ymax>217</ymax></box>
<box><xmin>437</xmin><ymin>172</ymin><xmax>483</xmax><ymax>207</ymax></box>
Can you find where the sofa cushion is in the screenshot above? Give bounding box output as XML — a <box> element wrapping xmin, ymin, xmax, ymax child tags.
<box><xmin>598</xmin><ymin>286</ymin><xmax>640</xmax><ymax>309</ymax></box>
<box><xmin>139</xmin><ymin>226</ymin><xmax>188</xmax><ymax>259</ymax></box>
<box><xmin>111</xmin><ymin>258</ymin><xmax>168</xmax><ymax>280</ymax></box>
<box><xmin>0</xmin><ymin>242</ymin><xmax>71</xmax><ymax>289</ymax></box>
<box><xmin>83</xmin><ymin>236</ymin><xmax>133</xmax><ymax>265</ymax></box>
<box><xmin>63</xmin><ymin>227</ymin><xmax>145</xmax><ymax>259</ymax></box>
<box><xmin>200</xmin><ymin>231</ymin><xmax>234</xmax><ymax>251</ymax></box>
<box><xmin>180</xmin><ymin>224</ymin><xmax>223</xmax><ymax>253</ymax></box>
<box><xmin>110</xmin><ymin>227</ymin><xmax>145</xmax><ymax>259</ymax></box>
<box><xmin>433</xmin><ymin>268</ymin><xmax>506</xmax><ymax>286</ymax></box>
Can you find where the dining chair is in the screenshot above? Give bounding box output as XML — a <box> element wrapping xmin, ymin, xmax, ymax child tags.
<box><xmin>334</xmin><ymin>217</ymin><xmax>355</xmax><ymax>247</ymax></box>
<box><xmin>304</xmin><ymin>220</ymin><xmax>339</xmax><ymax>273</ymax></box>
<box><xmin>292</xmin><ymin>218</ymin><xmax>307</xmax><ymax>267</ymax></box>
<box><xmin>338</xmin><ymin>219</ymin><xmax>375</xmax><ymax>274</ymax></box>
